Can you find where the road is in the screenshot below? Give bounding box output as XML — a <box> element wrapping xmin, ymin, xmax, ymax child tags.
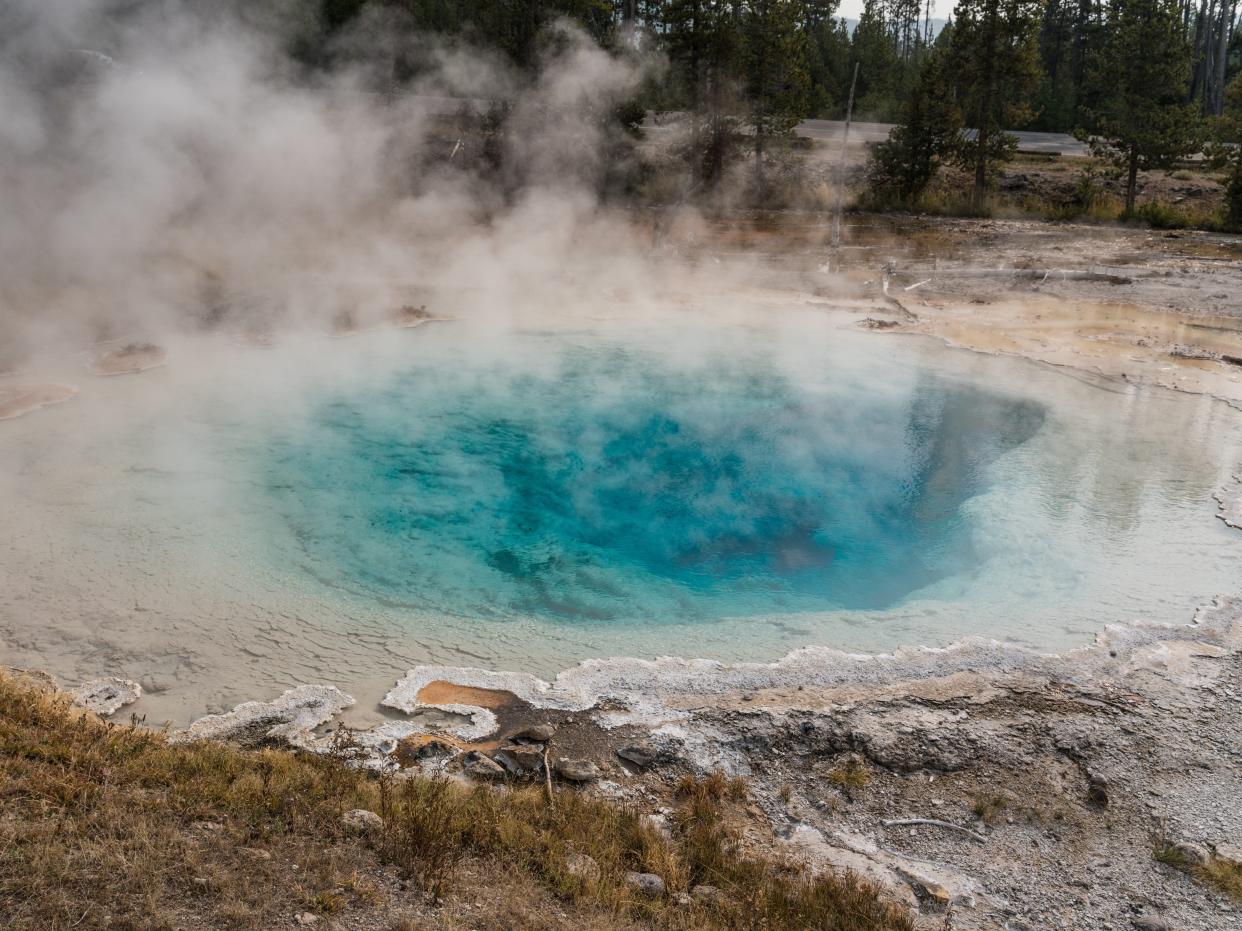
<box><xmin>794</xmin><ymin>119</ymin><xmax>1089</xmax><ymax>157</ymax></box>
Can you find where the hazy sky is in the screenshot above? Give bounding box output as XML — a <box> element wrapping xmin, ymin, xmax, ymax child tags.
<box><xmin>837</xmin><ymin>0</ymin><xmax>943</xmax><ymax>22</ymax></box>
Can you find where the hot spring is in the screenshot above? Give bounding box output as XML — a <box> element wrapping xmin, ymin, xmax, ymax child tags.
<box><xmin>2</xmin><ymin>308</ymin><xmax>1241</xmax><ymax>724</ymax></box>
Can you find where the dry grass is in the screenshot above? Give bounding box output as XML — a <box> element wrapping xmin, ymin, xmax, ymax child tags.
<box><xmin>1154</xmin><ymin>837</ymin><xmax>1242</xmax><ymax>902</ymax></box>
<box><xmin>824</xmin><ymin>757</ymin><xmax>872</xmax><ymax>797</ymax></box>
<box><xmin>0</xmin><ymin>670</ymin><xmax>912</xmax><ymax>930</ymax></box>
<box><xmin>1197</xmin><ymin>858</ymin><xmax>1242</xmax><ymax>901</ymax></box>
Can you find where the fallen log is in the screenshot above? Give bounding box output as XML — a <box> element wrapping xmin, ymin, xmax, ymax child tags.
<box><xmin>927</xmin><ymin>268</ymin><xmax>1132</xmax><ymax>285</ymax></box>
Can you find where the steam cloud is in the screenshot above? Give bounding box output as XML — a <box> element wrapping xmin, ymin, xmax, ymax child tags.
<box><xmin>0</xmin><ymin>0</ymin><xmax>665</xmax><ymax>367</ymax></box>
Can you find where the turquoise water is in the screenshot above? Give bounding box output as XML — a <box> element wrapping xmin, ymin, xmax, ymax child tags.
<box><xmin>5</xmin><ymin>314</ymin><xmax>1242</xmax><ymax>724</ymax></box>
<box><xmin>262</xmin><ymin>325</ymin><xmax>1047</xmax><ymax>624</ymax></box>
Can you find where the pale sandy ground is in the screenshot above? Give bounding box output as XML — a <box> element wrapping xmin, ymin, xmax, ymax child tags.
<box><xmin>681</xmin><ymin>213</ymin><xmax>1242</xmax><ymax>407</ymax></box>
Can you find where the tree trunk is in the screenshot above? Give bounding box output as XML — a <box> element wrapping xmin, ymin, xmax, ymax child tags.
<box><xmin>972</xmin><ymin>0</ymin><xmax>1000</xmax><ymax>211</ymax></box>
<box><xmin>1125</xmin><ymin>143</ymin><xmax>1139</xmax><ymax>214</ymax></box>
<box><xmin>1209</xmin><ymin>0</ymin><xmax>1234</xmax><ymax>114</ymax></box>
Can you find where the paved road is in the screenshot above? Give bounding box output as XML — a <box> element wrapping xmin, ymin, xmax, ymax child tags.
<box><xmin>795</xmin><ymin>119</ymin><xmax>1089</xmax><ymax>157</ymax></box>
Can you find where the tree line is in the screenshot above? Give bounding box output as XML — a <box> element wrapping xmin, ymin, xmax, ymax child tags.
<box><xmin>303</xmin><ymin>0</ymin><xmax>1240</xmax><ymax>221</ymax></box>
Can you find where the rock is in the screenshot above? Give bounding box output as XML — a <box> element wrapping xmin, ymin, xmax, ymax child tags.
<box><xmin>617</xmin><ymin>740</ymin><xmax>680</xmax><ymax>769</ymax></box>
<box><xmin>511</xmin><ymin>723</ymin><xmax>555</xmax><ymax>743</ymax></box>
<box><xmin>1169</xmin><ymin>842</ymin><xmax>1210</xmax><ymax>868</ymax></box>
<box><xmin>342</xmin><ymin>809</ymin><xmax>383</xmax><ymax>834</ymax></box>
<box><xmin>177</xmin><ymin>685</ymin><xmax>354</xmax><ymax>750</ymax></box>
<box><xmin>919</xmin><ymin>881</ymin><xmax>953</xmax><ymax>910</ymax></box>
<box><xmin>624</xmin><ymin>872</ymin><xmax>666</xmax><ymax>897</ymax></box>
<box><xmin>412</xmin><ymin>738</ymin><xmax>455</xmax><ymax>760</ymax></box>
<box><xmin>1132</xmin><ymin>918</ymin><xmax>1173</xmax><ymax>931</ymax></box>
<box><xmin>294</xmin><ymin>913</ymin><xmax>319</xmax><ymax>926</ymax></box>
<box><xmin>555</xmin><ymin>758</ymin><xmax>602</xmax><ymax>783</ymax></box>
<box><xmin>564</xmin><ymin>852</ymin><xmax>600</xmax><ymax>881</ymax></box>
<box><xmin>1086</xmin><ymin>771</ymin><xmax>1110</xmax><ymax>809</ymax></box>
<box><xmin>691</xmin><ymin>884</ymin><xmax>729</xmax><ymax>907</ymax></box>
<box><xmin>69</xmin><ymin>677</ymin><xmax>143</xmax><ymax>716</ymax></box>
<box><xmin>1215</xmin><ymin>842</ymin><xmax>1242</xmax><ymax>865</ymax></box>
<box><xmin>462</xmin><ymin>751</ymin><xmax>507</xmax><ymax>780</ymax></box>
<box><xmin>493</xmin><ymin>745</ymin><xmax>545</xmax><ymax>776</ymax></box>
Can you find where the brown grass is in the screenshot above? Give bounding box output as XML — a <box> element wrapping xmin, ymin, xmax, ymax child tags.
<box><xmin>1197</xmin><ymin>858</ymin><xmax>1242</xmax><ymax>901</ymax></box>
<box><xmin>1154</xmin><ymin>838</ymin><xmax>1242</xmax><ymax>902</ymax></box>
<box><xmin>0</xmin><ymin>670</ymin><xmax>912</xmax><ymax>930</ymax></box>
<box><xmin>824</xmin><ymin>757</ymin><xmax>872</xmax><ymax>797</ymax></box>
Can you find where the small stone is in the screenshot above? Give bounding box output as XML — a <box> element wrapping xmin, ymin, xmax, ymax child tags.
<box><xmin>462</xmin><ymin>751</ymin><xmax>507</xmax><ymax>780</ymax></box>
<box><xmin>511</xmin><ymin>723</ymin><xmax>555</xmax><ymax>742</ymax></box>
<box><xmin>624</xmin><ymin>872</ymin><xmax>666</xmax><ymax>897</ymax></box>
<box><xmin>691</xmin><ymin>884</ymin><xmax>729</xmax><ymax>907</ymax></box>
<box><xmin>617</xmin><ymin>740</ymin><xmax>679</xmax><ymax>769</ymax></box>
<box><xmin>294</xmin><ymin>913</ymin><xmax>319</xmax><ymax>926</ymax></box>
<box><xmin>493</xmin><ymin>745</ymin><xmax>545</xmax><ymax>776</ymax></box>
<box><xmin>564</xmin><ymin>852</ymin><xmax>600</xmax><ymax>881</ymax></box>
<box><xmin>342</xmin><ymin>809</ymin><xmax>384</xmax><ymax>834</ymax></box>
<box><xmin>1087</xmin><ymin>772</ymin><xmax>1110</xmax><ymax>809</ymax></box>
<box><xmin>555</xmin><ymin>758</ymin><xmax>602</xmax><ymax>783</ymax></box>
<box><xmin>617</xmin><ymin>744</ymin><xmax>659</xmax><ymax>768</ymax></box>
<box><xmin>921</xmin><ymin>881</ymin><xmax>952</xmax><ymax>910</ymax></box>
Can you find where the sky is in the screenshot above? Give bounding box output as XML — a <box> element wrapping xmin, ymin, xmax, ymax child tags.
<box><xmin>836</xmin><ymin>0</ymin><xmax>943</xmax><ymax>24</ymax></box>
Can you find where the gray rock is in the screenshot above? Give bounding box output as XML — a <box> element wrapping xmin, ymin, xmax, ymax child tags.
<box><xmin>462</xmin><ymin>751</ymin><xmax>507</xmax><ymax>780</ymax></box>
<box><xmin>692</xmin><ymin>884</ymin><xmax>729</xmax><ymax>907</ymax></box>
<box><xmin>511</xmin><ymin>723</ymin><xmax>555</xmax><ymax>742</ymax></box>
<box><xmin>493</xmin><ymin>745</ymin><xmax>545</xmax><ymax>776</ymax></box>
<box><xmin>342</xmin><ymin>809</ymin><xmax>383</xmax><ymax>834</ymax></box>
<box><xmin>1169</xmin><ymin>842</ymin><xmax>1210</xmax><ymax>868</ymax></box>
<box><xmin>624</xmin><ymin>871</ymin><xmax>666</xmax><ymax>897</ymax></box>
<box><xmin>69</xmin><ymin>677</ymin><xmax>143</xmax><ymax>716</ymax></box>
<box><xmin>555</xmin><ymin>758</ymin><xmax>602</xmax><ymax>783</ymax></box>
<box><xmin>177</xmin><ymin>685</ymin><xmax>354</xmax><ymax>750</ymax></box>
<box><xmin>564</xmin><ymin>852</ymin><xmax>600</xmax><ymax>881</ymax></box>
<box><xmin>617</xmin><ymin>741</ymin><xmax>680</xmax><ymax>769</ymax></box>
<box><xmin>1215</xmin><ymin>842</ymin><xmax>1242</xmax><ymax>865</ymax></box>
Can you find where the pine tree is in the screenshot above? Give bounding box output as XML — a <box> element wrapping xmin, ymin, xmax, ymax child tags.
<box><xmin>849</xmin><ymin>0</ymin><xmax>902</xmax><ymax>118</ymax></box>
<box><xmin>803</xmin><ymin>9</ymin><xmax>852</xmax><ymax>117</ymax></box>
<box><xmin>745</xmin><ymin>0</ymin><xmax>811</xmax><ymax>172</ymax></box>
<box><xmin>1081</xmin><ymin>0</ymin><xmax>1202</xmax><ymax>212</ymax></box>
<box><xmin>866</xmin><ymin>45</ymin><xmax>963</xmax><ymax>202</ymax></box>
<box><xmin>1216</xmin><ymin>73</ymin><xmax>1242</xmax><ymax>229</ymax></box>
<box><xmin>664</xmin><ymin>0</ymin><xmax>746</xmax><ymax>185</ymax></box>
<box><xmin>948</xmin><ymin>0</ymin><xmax>1044</xmax><ymax>208</ymax></box>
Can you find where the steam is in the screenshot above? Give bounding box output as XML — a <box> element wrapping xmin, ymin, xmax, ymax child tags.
<box><xmin>0</xmin><ymin>0</ymin><xmax>659</xmax><ymax>366</ymax></box>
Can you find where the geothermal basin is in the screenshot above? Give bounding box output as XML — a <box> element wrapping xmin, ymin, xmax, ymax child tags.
<box><xmin>2</xmin><ymin>306</ymin><xmax>1241</xmax><ymax>726</ymax></box>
